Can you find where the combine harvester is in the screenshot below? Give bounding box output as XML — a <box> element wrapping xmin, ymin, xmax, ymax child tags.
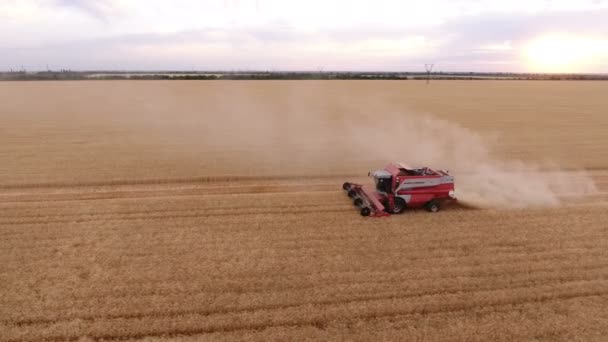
<box><xmin>343</xmin><ymin>163</ymin><xmax>456</xmax><ymax>217</ymax></box>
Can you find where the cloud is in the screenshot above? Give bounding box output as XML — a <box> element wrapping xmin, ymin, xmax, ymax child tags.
<box><xmin>1</xmin><ymin>1</ymin><xmax>607</xmax><ymax>71</ymax></box>
<box><xmin>53</xmin><ymin>0</ymin><xmax>127</xmax><ymax>20</ymax></box>
<box><xmin>418</xmin><ymin>8</ymin><xmax>608</xmax><ymax>71</ymax></box>
<box><xmin>0</xmin><ymin>27</ymin><xmax>439</xmax><ymax>71</ymax></box>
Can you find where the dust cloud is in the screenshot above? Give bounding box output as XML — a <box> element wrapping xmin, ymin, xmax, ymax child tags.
<box><xmin>125</xmin><ymin>82</ymin><xmax>596</xmax><ymax>209</ymax></box>
<box><xmin>340</xmin><ymin>112</ymin><xmax>598</xmax><ymax>208</ymax></box>
<box><xmin>189</xmin><ymin>85</ymin><xmax>596</xmax><ymax>209</ymax></box>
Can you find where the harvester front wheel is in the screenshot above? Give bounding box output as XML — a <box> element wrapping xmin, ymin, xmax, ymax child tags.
<box><xmin>426</xmin><ymin>201</ymin><xmax>440</xmax><ymax>213</ymax></box>
<box><xmin>354</xmin><ymin>198</ymin><xmax>363</xmax><ymax>207</ymax></box>
<box><xmin>342</xmin><ymin>182</ymin><xmax>351</xmax><ymax>190</ymax></box>
<box><xmin>348</xmin><ymin>190</ymin><xmax>357</xmax><ymax>198</ymax></box>
<box><xmin>392</xmin><ymin>198</ymin><xmax>406</xmax><ymax>214</ymax></box>
<box><xmin>360</xmin><ymin>207</ymin><xmax>371</xmax><ymax>216</ymax></box>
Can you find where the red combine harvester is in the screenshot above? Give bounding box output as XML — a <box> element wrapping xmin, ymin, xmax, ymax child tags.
<box><xmin>343</xmin><ymin>163</ymin><xmax>456</xmax><ymax>217</ymax></box>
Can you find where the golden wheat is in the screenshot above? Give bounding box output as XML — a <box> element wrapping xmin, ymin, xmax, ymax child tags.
<box><xmin>1</xmin><ymin>80</ymin><xmax>607</xmax><ymax>341</ymax></box>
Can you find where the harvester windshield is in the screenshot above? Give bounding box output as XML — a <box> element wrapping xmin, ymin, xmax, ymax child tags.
<box><xmin>369</xmin><ymin>170</ymin><xmax>392</xmax><ymax>193</ymax></box>
<box><xmin>375</xmin><ymin>177</ymin><xmax>391</xmax><ymax>193</ymax></box>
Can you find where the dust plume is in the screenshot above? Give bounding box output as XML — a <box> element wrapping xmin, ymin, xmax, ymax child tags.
<box><xmin>339</xmin><ymin>110</ymin><xmax>598</xmax><ymax>208</ymax></box>
<box><xmin>194</xmin><ymin>86</ymin><xmax>596</xmax><ymax>209</ymax></box>
<box><xmin>130</xmin><ymin>81</ymin><xmax>596</xmax><ymax>209</ymax></box>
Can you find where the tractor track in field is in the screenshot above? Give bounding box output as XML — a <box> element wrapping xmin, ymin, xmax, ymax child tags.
<box><xmin>4</xmin><ymin>262</ymin><xmax>608</xmax><ymax>327</ymax></box>
<box><xmin>0</xmin><ymin>172</ymin><xmax>604</xmax><ymax>212</ymax></box>
<box><xmin>4</xmin><ymin>246</ymin><xmax>607</xmax><ymax>289</ymax></box>
<box><xmin>4</xmin><ymin>250</ymin><xmax>608</xmax><ymax>322</ymax></box>
<box><xmin>2</xmin><ymin>234</ymin><xmax>603</xmax><ymax>266</ymax></box>
<box><xmin>0</xmin><ymin>168</ymin><xmax>605</xmax><ymax>200</ymax></box>
<box><xmin>0</xmin><ymin>207</ymin><xmax>352</xmax><ymax>225</ymax></box>
<box><xmin>0</xmin><ymin>174</ymin><xmax>358</xmax><ymax>191</ymax></box>
<box><xmin>3</xmin><ymin>234</ymin><xmax>606</xmax><ymax>269</ymax></box>
<box><xmin>1</xmin><ymin>166</ymin><xmax>606</xmax><ymax>191</ymax></box>
<box><xmin>2</xmin><ymin>212</ymin><xmax>605</xmax><ymax>253</ymax></box>
<box><xmin>0</xmin><ymin>185</ymin><xmax>338</xmax><ymax>204</ymax></box>
<box><xmin>2</xmin><ymin>215</ymin><xmax>605</xmax><ymax>254</ymax></box>
<box><xmin>0</xmin><ymin>201</ymin><xmax>348</xmax><ymax>220</ymax></box>
<box><xmin>5</xmin><ymin>283</ymin><xmax>608</xmax><ymax>342</ymax></box>
<box><xmin>7</xmin><ymin>275</ymin><xmax>608</xmax><ymax>327</ymax></box>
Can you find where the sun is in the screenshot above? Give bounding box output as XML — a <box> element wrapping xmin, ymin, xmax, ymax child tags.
<box><xmin>523</xmin><ymin>34</ymin><xmax>608</xmax><ymax>73</ymax></box>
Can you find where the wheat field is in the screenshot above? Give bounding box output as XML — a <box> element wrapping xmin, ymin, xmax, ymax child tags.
<box><xmin>1</xmin><ymin>80</ymin><xmax>607</xmax><ymax>341</ymax></box>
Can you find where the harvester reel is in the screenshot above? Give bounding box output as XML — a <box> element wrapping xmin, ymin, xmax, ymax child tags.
<box><xmin>354</xmin><ymin>198</ymin><xmax>363</xmax><ymax>207</ymax></box>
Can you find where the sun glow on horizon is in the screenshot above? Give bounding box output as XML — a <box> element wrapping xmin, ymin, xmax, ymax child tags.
<box><xmin>523</xmin><ymin>34</ymin><xmax>608</xmax><ymax>73</ymax></box>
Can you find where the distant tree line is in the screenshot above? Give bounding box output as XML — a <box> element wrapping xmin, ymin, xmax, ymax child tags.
<box><xmin>1</xmin><ymin>70</ymin><xmax>607</xmax><ymax>81</ymax></box>
<box><xmin>0</xmin><ymin>70</ymin><xmax>83</xmax><ymax>81</ymax></box>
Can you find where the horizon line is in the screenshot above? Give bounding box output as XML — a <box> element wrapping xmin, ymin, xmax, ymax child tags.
<box><xmin>3</xmin><ymin>69</ymin><xmax>608</xmax><ymax>76</ymax></box>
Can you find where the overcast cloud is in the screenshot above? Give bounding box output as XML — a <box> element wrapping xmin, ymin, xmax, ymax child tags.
<box><xmin>1</xmin><ymin>0</ymin><xmax>607</xmax><ymax>72</ymax></box>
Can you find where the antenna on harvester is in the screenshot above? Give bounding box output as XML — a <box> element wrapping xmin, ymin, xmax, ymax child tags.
<box><xmin>424</xmin><ymin>63</ymin><xmax>434</xmax><ymax>84</ymax></box>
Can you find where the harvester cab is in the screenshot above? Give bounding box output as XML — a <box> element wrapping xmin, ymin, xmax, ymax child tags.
<box><xmin>343</xmin><ymin>163</ymin><xmax>456</xmax><ymax>217</ymax></box>
<box><xmin>370</xmin><ymin>170</ymin><xmax>392</xmax><ymax>194</ymax></box>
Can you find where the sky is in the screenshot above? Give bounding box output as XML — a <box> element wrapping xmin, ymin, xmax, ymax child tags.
<box><xmin>1</xmin><ymin>0</ymin><xmax>608</xmax><ymax>72</ymax></box>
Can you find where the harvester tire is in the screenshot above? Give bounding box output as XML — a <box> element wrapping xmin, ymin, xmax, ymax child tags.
<box><xmin>392</xmin><ymin>198</ymin><xmax>406</xmax><ymax>214</ymax></box>
<box><xmin>426</xmin><ymin>201</ymin><xmax>440</xmax><ymax>213</ymax></box>
<box><xmin>348</xmin><ymin>190</ymin><xmax>357</xmax><ymax>198</ymax></box>
<box><xmin>354</xmin><ymin>198</ymin><xmax>363</xmax><ymax>207</ymax></box>
<box><xmin>360</xmin><ymin>207</ymin><xmax>371</xmax><ymax>216</ymax></box>
<box><xmin>342</xmin><ymin>182</ymin><xmax>351</xmax><ymax>190</ymax></box>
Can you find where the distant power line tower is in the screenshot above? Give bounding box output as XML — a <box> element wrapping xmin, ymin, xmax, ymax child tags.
<box><xmin>317</xmin><ymin>66</ymin><xmax>324</xmax><ymax>79</ymax></box>
<box><xmin>424</xmin><ymin>63</ymin><xmax>434</xmax><ymax>84</ymax></box>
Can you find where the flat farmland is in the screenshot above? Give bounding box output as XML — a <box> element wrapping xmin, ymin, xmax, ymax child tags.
<box><xmin>1</xmin><ymin>81</ymin><xmax>608</xmax><ymax>341</ymax></box>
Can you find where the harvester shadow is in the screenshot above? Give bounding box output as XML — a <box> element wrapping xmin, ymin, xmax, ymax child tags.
<box><xmin>449</xmin><ymin>201</ymin><xmax>480</xmax><ymax>210</ymax></box>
